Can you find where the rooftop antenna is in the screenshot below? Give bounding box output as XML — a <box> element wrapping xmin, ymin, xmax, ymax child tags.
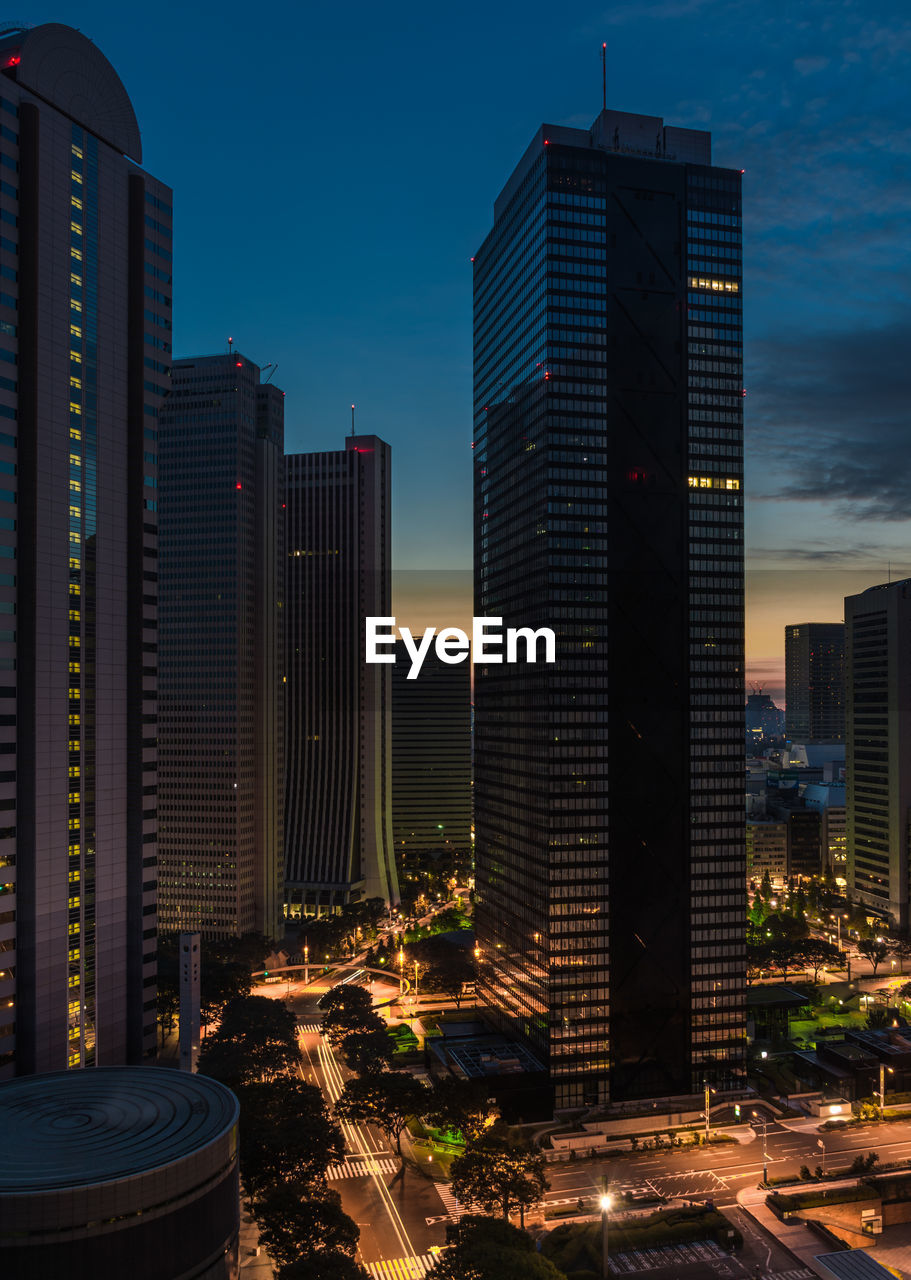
<box><xmin>601</xmin><ymin>42</ymin><xmax>607</xmax><ymax>112</ymax></box>
<box><xmin>350</xmin><ymin>404</ymin><xmax>355</xmax><ymax>437</ymax></box>
<box><xmin>261</xmin><ymin>361</ymin><xmax>278</xmax><ymax>384</ymax></box>
<box><xmin>228</xmin><ymin>336</ymin><xmax>233</xmax><ymax>354</ymax></box>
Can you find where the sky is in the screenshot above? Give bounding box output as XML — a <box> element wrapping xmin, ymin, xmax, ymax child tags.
<box><xmin>40</xmin><ymin>0</ymin><xmax>911</xmax><ymax>702</ymax></box>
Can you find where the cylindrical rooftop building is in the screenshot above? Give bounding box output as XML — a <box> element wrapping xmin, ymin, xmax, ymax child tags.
<box><xmin>0</xmin><ymin>1067</ymin><xmax>240</xmax><ymax>1279</ymax></box>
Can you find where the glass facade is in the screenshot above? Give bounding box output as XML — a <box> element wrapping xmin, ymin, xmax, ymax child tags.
<box><xmin>473</xmin><ymin>111</ymin><xmax>746</xmax><ymax>1110</ymax></box>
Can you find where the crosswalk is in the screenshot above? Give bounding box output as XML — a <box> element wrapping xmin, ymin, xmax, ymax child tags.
<box><xmin>432</xmin><ymin>1182</ymin><xmax>465</xmax><ymax>1220</ymax></box>
<box><xmin>327</xmin><ymin>1157</ymin><xmax>399</xmax><ymax>1181</ymax></box>
<box><xmin>298</xmin><ymin>1022</ymin><xmax>322</xmax><ymax>1034</ymax></box>
<box><xmin>772</xmin><ymin>1271</ymin><xmax>814</xmax><ymax>1279</ymax></box>
<box><xmin>609</xmin><ymin>1240</ymin><xmax>725</xmax><ymax>1273</ymax></box>
<box><xmin>365</xmin><ymin>1255</ymin><xmax>435</xmax><ymax>1278</ymax></box>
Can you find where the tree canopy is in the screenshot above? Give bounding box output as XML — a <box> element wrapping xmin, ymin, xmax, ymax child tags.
<box><xmin>197</xmin><ymin>995</ymin><xmax>300</xmax><ymax>1088</ymax></box>
<box><xmin>334</xmin><ymin>1071</ymin><xmax>430</xmax><ymax>1160</ymax></box>
<box><xmin>426</xmin><ymin>1215</ymin><xmax>566</xmax><ymax>1280</ymax></box>
<box><xmin>450</xmin><ymin>1128</ymin><xmax>549</xmax><ymax>1227</ymax></box>
<box><xmin>236</xmin><ymin>1078</ymin><xmax>344</xmax><ymax>1197</ymax></box>
<box><xmin>252</xmin><ymin>1184</ymin><xmax>358</xmax><ymax>1268</ymax></box>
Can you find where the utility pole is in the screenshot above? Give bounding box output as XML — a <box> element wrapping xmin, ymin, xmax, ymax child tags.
<box><xmin>704</xmin><ymin>1080</ymin><xmax>711</xmax><ymax>1143</ymax></box>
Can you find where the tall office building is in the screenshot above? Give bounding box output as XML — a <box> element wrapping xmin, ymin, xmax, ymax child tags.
<box><xmin>285</xmin><ymin>436</ymin><xmax>399</xmax><ymax>916</ymax></box>
<box><xmin>846</xmin><ymin>581</ymin><xmax>911</xmax><ymax>929</ymax></box>
<box><xmin>0</xmin><ymin>25</ymin><xmax>167</xmax><ymax>1077</ymax></box>
<box><xmin>158</xmin><ymin>354</ymin><xmax>285</xmax><ymax>940</ymax></box>
<box><xmin>785</xmin><ymin>622</ymin><xmax>845</xmax><ymax>742</ymax></box>
<box><xmin>391</xmin><ymin>641</ymin><xmax>472</xmax><ymax>876</ymax></box>
<box><xmin>473</xmin><ymin>108</ymin><xmax>746</xmax><ymax>1108</ymax></box>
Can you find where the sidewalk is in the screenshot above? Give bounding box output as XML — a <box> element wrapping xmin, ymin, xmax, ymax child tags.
<box><xmin>736</xmin><ymin>1185</ymin><xmax>843</xmax><ymax>1278</ymax></box>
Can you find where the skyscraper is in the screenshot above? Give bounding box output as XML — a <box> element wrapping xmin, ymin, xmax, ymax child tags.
<box><xmin>473</xmin><ymin>108</ymin><xmax>746</xmax><ymax>1108</ymax></box>
<box><xmin>284</xmin><ymin>436</ymin><xmax>399</xmax><ymax>917</ymax></box>
<box><xmin>0</xmin><ymin>24</ymin><xmax>167</xmax><ymax>1076</ymax></box>
<box><xmin>391</xmin><ymin>641</ymin><xmax>472</xmax><ymax>879</ymax></box>
<box><xmin>157</xmin><ymin>354</ymin><xmax>284</xmax><ymax>940</ymax></box>
<box><xmin>846</xmin><ymin>581</ymin><xmax>911</xmax><ymax>930</ymax></box>
<box><xmin>785</xmin><ymin>622</ymin><xmax>846</xmax><ymax>742</ymax></box>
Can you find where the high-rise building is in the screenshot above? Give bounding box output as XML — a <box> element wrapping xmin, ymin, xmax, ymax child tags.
<box><xmin>785</xmin><ymin>623</ymin><xmax>846</xmax><ymax>742</ymax></box>
<box><xmin>158</xmin><ymin>354</ymin><xmax>284</xmax><ymax>940</ymax></box>
<box><xmin>846</xmin><ymin>581</ymin><xmax>911</xmax><ymax>929</ymax></box>
<box><xmin>0</xmin><ymin>24</ymin><xmax>167</xmax><ymax>1077</ymax></box>
<box><xmin>284</xmin><ymin>436</ymin><xmax>399</xmax><ymax>916</ymax></box>
<box><xmin>391</xmin><ymin>640</ymin><xmax>472</xmax><ymax>878</ymax></box>
<box><xmin>473</xmin><ymin>108</ymin><xmax>746</xmax><ymax>1108</ymax></box>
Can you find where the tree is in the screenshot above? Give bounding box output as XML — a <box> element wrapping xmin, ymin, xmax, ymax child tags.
<box><xmin>251</xmin><ymin>1184</ymin><xmax>358</xmax><ymax>1269</ymax></box>
<box><xmin>201</xmin><ymin>959</ymin><xmax>253</xmax><ymax>1028</ymax></box>
<box><xmin>198</xmin><ymin>995</ymin><xmax>300</xmax><ymax>1088</ymax></box>
<box><xmin>760</xmin><ymin>870</ymin><xmax>773</xmax><ymax>902</ymax></box>
<box><xmin>334</xmin><ymin>1072</ymin><xmax>430</xmax><ymax>1167</ymax></box>
<box><xmin>794</xmin><ymin>938</ymin><xmax>842</xmax><ymax>982</ymax></box>
<box><xmin>425</xmin><ymin>1076</ymin><xmax>495</xmax><ymax>1143</ymax></box>
<box><xmin>156</xmin><ymin>971</ymin><xmax>180</xmax><ymax>1044</ymax></box>
<box><xmin>318</xmin><ymin>984</ymin><xmax>387</xmax><ymax>1049</ymax></box>
<box><xmin>339</xmin><ymin>1027</ymin><xmax>395</xmax><ymax>1076</ymax></box>
<box><xmin>858</xmin><ymin>939</ymin><xmax>890</xmax><ymax>976</ymax></box>
<box><xmin>318</xmin><ymin>983</ymin><xmax>374</xmax><ymax>1017</ymax></box>
<box><xmin>450</xmin><ymin>1128</ymin><xmax>549</xmax><ymax>1228</ymax></box>
<box><xmin>891</xmin><ymin>939</ymin><xmax>911</xmax><ymax>974</ymax></box>
<box><xmin>426</xmin><ymin>1215</ymin><xmax>566</xmax><ymax>1280</ymax></box>
<box><xmin>746</xmin><ymin>941</ymin><xmax>771</xmax><ymax>985</ymax></box>
<box><xmin>866</xmin><ymin>1005</ymin><xmax>891</xmax><ymax>1029</ymax></box>
<box><xmin>277</xmin><ymin>1255</ymin><xmax>369</xmax><ymax>1280</ymax></box>
<box><xmin>425</xmin><ymin>953</ymin><xmax>477</xmax><ymax>1009</ymax></box>
<box><xmin>236</xmin><ymin>1079</ymin><xmax>344</xmax><ymax>1197</ymax></box>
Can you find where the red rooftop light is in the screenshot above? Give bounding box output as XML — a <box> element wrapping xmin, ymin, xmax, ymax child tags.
<box><xmin>4</xmin><ymin>54</ymin><xmax>20</xmax><ymax>68</ymax></box>
<box><xmin>235</xmin><ymin>360</ymin><xmax>242</xmax><ymax>367</ymax></box>
<box><xmin>236</xmin><ymin>482</ymin><xmax>242</xmax><ymax>489</ymax></box>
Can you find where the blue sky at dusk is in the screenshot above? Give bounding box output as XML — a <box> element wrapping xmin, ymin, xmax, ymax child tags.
<box><xmin>43</xmin><ymin>0</ymin><xmax>911</xmax><ymax>697</ymax></box>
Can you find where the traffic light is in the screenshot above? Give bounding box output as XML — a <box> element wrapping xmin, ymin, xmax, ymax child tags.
<box><xmin>263</xmin><ymin>970</ymin><xmax>269</xmax><ymax>978</ymax></box>
<box><xmin>734</xmin><ymin>1104</ymin><xmax>741</xmax><ymax>1119</ymax></box>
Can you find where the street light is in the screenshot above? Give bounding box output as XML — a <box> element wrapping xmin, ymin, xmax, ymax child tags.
<box><xmin>880</xmin><ymin>1063</ymin><xmax>894</xmax><ymax>1119</ymax></box>
<box><xmin>752</xmin><ymin>1111</ymin><xmax>769</xmax><ymax>1185</ymax></box>
<box><xmin>599</xmin><ymin>1189</ymin><xmax>612</xmax><ymax>1280</ymax></box>
<box><xmin>398</xmin><ymin>947</ymin><xmax>405</xmax><ymax>995</ymax></box>
<box><xmin>303</xmin><ymin>944</ymin><xmax>309</xmax><ymax>984</ymax></box>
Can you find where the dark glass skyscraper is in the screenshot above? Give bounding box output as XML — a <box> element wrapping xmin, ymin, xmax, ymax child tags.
<box><xmin>785</xmin><ymin>622</ymin><xmax>846</xmax><ymax>742</ymax></box>
<box><xmin>0</xmin><ymin>25</ymin><xmax>167</xmax><ymax>1076</ymax></box>
<box><xmin>284</xmin><ymin>436</ymin><xmax>399</xmax><ymax>916</ymax></box>
<box><xmin>157</xmin><ymin>354</ymin><xmax>285</xmax><ymax>940</ymax></box>
<box><xmin>473</xmin><ymin>108</ymin><xmax>746</xmax><ymax>1109</ymax></box>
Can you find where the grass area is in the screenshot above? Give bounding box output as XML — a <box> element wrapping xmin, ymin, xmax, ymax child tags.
<box><xmin>790</xmin><ymin>1007</ymin><xmax>869</xmax><ymax>1040</ymax></box>
<box><xmin>767</xmin><ymin>1185</ymin><xmax>878</xmax><ymax>1213</ymax></box>
<box><xmin>542</xmin><ymin>1209</ymin><xmax>741</xmax><ymax>1272</ymax></box>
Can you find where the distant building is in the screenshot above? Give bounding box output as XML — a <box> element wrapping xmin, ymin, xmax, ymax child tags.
<box><xmin>158</xmin><ymin>354</ymin><xmax>285</xmax><ymax>939</ymax></box>
<box><xmin>746</xmin><ymin>690</ymin><xmax>784</xmax><ymax>746</ymax></box>
<box><xmin>391</xmin><ymin>641</ymin><xmax>472</xmax><ymax>878</ymax></box>
<box><xmin>846</xmin><ymin>580</ymin><xmax>911</xmax><ymax>929</ymax></box>
<box><xmin>746</xmin><ymin>819</ymin><xmax>788</xmax><ymax>883</ymax></box>
<box><xmin>804</xmin><ymin>782</ymin><xmax>847</xmax><ymax>881</ymax></box>
<box><xmin>0</xmin><ymin>23</ymin><xmax>167</xmax><ymax>1076</ymax></box>
<box><xmin>284</xmin><ymin>437</ymin><xmax>399</xmax><ymax>916</ymax></box>
<box><xmin>785</xmin><ymin>622</ymin><xmax>846</xmax><ymax>742</ymax></box>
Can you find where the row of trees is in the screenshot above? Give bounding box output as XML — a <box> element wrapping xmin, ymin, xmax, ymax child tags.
<box><xmin>296</xmin><ymin>897</ymin><xmax>388</xmax><ymax>964</ymax></box>
<box><xmin>198</xmin><ymin>995</ymin><xmax>369</xmax><ymax>1280</ymax></box>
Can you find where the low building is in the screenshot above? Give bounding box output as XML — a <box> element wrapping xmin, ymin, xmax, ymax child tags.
<box><xmin>0</xmin><ymin>1067</ymin><xmax>240</xmax><ymax>1279</ymax></box>
<box><xmin>747</xmin><ymin>818</ymin><xmax>788</xmax><ymax>883</ymax></box>
<box><xmin>746</xmin><ymin>984</ymin><xmax>810</xmax><ymax>1044</ymax></box>
<box><xmin>427</xmin><ymin>1019</ymin><xmax>551</xmax><ymax>1122</ymax></box>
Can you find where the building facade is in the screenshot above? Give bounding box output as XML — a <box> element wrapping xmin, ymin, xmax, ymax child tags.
<box><xmin>284</xmin><ymin>436</ymin><xmax>399</xmax><ymax>916</ymax></box>
<box><xmin>391</xmin><ymin>641</ymin><xmax>472</xmax><ymax>879</ymax></box>
<box><xmin>473</xmin><ymin>108</ymin><xmax>746</xmax><ymax>1109</ymax></box>
<box><xmin>846</xmin><ymin>581</ymin><xmax>911</xmax><ymax>929</ymax></box>
<box><xmin>0</xmin><ymin>24</ymin><xmax>166</xmax><ymax>1077</ymax></box>
<box><xmin>157</xmin><ymin>354</ymin><xmax>284</xmax><ymax>939</ymax></box>
<box><xmin>785</xmin><ymin>622</ymin><xmax>846</xmax><ymax>743</ymax></box>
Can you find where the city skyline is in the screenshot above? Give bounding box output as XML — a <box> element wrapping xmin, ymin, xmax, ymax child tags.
<box><xmin>42</xmin><ymin>2</ymin><xmax>910</xmax><ymax>705</ymax></box>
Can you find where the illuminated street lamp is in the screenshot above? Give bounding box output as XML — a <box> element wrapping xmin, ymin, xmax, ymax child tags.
<box><xmin>398</xmin><ymin>947</ymin><xmax>405</xmax><ymax>995</ymax></box>
<box><xmin>414</xmin><ymin>960</ymin><xmax>421</xmax><ymax>1002</ymax></box>
<box><xmin>600</xmin><ymin>1188</ymin><xmax>612</xmax><ymax>1279</ymax></box>
<box><xmin>303</xmin><ymin>944</ymin><xmax>309</xmax><ymax>984</ymax></box>
<box><xmin>880</xmin><ymin>1063</ymin><xmax>894</xmax><ymax>1119</ymax></box>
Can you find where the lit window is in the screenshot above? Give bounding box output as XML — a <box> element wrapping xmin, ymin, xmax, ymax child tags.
<box><xmin>70</xmin><ymin>273</ymin><xmax>82</xmax><ymax>288</ymax></box>
<box><xmin>70</xmin><ymin>426</ymin><xmax>82</xmax><ymax>440</ymax></box>
<box><xmin>70</xmin><ymin>220</ymin><xmax>82</xmax><ymax>235</ymax></box>
<box><xmin>71</xmin><ymin>144</ymin><xmax>83</xmax><ymax>159</ymax></box>
<box><xmin>68</xmin><ymin>609</ymin><xmax>80</xmax><ymax>623</ymax></box>
<box><xmin>71</xmin><ymin>169</ymin><xmax>83</xmax><ymax>184</ymax></box>
<box><xmin>70</xmin><ymin>324</ymin><xmax>82</xmax><ymax>338</ymax></box>
<box><xmin>71</xmin><ymin>246</ymin><xmax>83</xmax><ymax>262</ymax></box>
<box><xmin>69</xmin><ymin>506</ymin><xmax>81</xmax><ymax>521</ymax></box>
<box><xmin>69</xmin><ymin>479</ymin><xmax>81</xmax><ymax>494</ymax></box>
<box><xmin>69</xmin><ymin>455</ymin><xmax>81</xmax><ymax>469</ymax></box>
<box><xmin>70</xmin><ymin>300</ymin><xmax>82</xmax><ymax>314</ymax></box>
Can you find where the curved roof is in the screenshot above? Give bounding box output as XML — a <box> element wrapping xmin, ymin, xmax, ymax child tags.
<box><xmin>0</xmin><ymin>1067</ymin><xmax>239</xmax><ymax>1191</ymax></box>
<box><xmin>0</xmin><ymin>23</ymin><xmax>141</xmax><ymax>161</ymax></box>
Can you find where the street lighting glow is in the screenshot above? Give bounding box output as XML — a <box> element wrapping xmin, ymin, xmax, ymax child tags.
<box><xmin>599</xmin><ymin>1194</ymin><xmax>612</xmax><ymax>1212</ymax></box>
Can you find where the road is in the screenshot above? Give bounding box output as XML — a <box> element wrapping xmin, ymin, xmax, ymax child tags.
<box><xmin>255</xmin><ymin>968</ymin><xmax>911</xmax><ymax>1278</ymax></box>
<box><xmin>277</xmin><ymin>971</ymin><xmax>451</xmax><ymax>1275</ymax></box>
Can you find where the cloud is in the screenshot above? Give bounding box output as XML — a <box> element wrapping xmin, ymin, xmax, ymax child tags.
<box><xmin>793</xmin><ymin>55</ymin><xmax>830</xmax><ymax>75</ymax></box>
<box><xmin>747</xmin><ymin>321</ymin><xmax>911</xmax><ymax>521</ymax></box>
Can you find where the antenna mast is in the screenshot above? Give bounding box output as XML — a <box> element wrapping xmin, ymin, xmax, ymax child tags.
<box><xmin>601</xmin><ymin>42</ymin><xmax>607</xmax><ymax>112</ymax></box>
<box><xmin>351</xmin><ymin>404</ymin><xmax>355</xmax><ymax>437</ymax></box>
